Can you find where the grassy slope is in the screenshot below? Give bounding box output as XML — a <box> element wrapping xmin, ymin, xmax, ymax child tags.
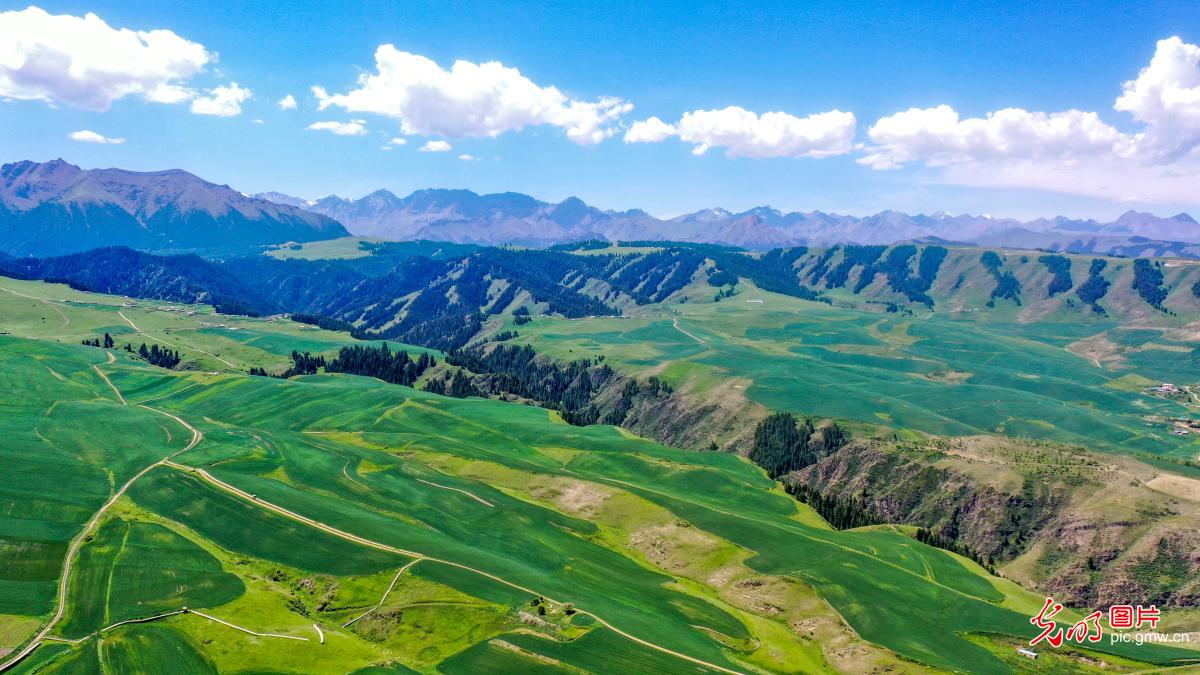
<box><xmin>10</xmin><ymin>339</ymin><xmax>1194</xmax><ymax>673</ymax></box>
<box><xmin>2</xmin><ymin>279</ymin><xmax>1197</xmax><ymax>673</ymax></box>
<box><xmin>0</xmin><ymin>276</ymin><xmax>438</xmax><ymax>374</ymax></box>
<box><xmin>265</xmin><ymin>236</ymin><xmax>383</xmax><ymax>260</ymax></box>
<box><xmin>513</xmin><ymin>278</ymin><xmax>1200</xmax><ymax>459</ymax></box>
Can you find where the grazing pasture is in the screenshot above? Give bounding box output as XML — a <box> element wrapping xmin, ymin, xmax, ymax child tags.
<box><xmin>0</xmin><ymin>277</ymin><xmax>434</xmax><ymax>373</ymax></box>
<box><xmin>514</xmin><ymin>284</ymin><xmax>1200</xmax><ymax>459</ymax></box>
<box><xmin>2</xmin><ymin>281</ymin><xmax>1197</xmax><ymax>673</ymax></box>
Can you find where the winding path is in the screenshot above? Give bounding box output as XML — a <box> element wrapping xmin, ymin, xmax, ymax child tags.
<box><xmin>672</xmin><ymin>317</ymin><xmax>706</xmax><ymax>345</ymax></box>
<box><xmin>118</xmin><ymin>310</ymin><xmax>238</xmax><ymax>369</ymax></box>
<box><xmin>416</xmin><ymin>478</ymin><xmax>494</xmax><ymax>507</ymax></box>
<box><xmin>164</xmin><ymin>461</ymin><xmax>746</xmax><ymax>675</ymax></box>
<box><xmin>342</xmin><ymin>558</ymin><xmax>423</xmax><ymax>627</ymax></box>
<box><xmin>0</xmin><ymin>284</ymin><xmax>70</xmax><ymax>328</ymax></box>
<box><xmin>0</xmin><ymin>355</ymin><xmax>204</xmax><ymax>673</ymax></box>
<box><xmin>4</xmin><ymin>356</ymin><xmax>743</xmax><ymax>675</ymax></box>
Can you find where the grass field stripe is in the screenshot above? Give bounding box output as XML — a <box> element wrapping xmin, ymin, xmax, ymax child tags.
<box><xmin>163</xmin><ymin>462</ymin><xmax>425</xmax><ymax>558</ymax></box>
<box><xmin>164</xmin><ymin>462</ymin><xmax>748</xmax><ymax>675</ymax></box>
<box><xmin>590</xmin><ymin>472</ymin><xmax>1004</xmax><ymax>606</ymax></box>
<box><xmin>0</xmin><ymin>380</ymin><xmax>205</xmax><ymax>673</ymax></box>
<box><xmin>131</xmin><ymin>371</ymin><xmax>223</xmax><ymax>406</ymax></box>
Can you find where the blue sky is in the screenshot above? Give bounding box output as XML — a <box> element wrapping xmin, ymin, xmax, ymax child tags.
<box><xmin>2</xmin><ymin>1</ymin><xmax>1200</xmax><ymax>219</ymax></box>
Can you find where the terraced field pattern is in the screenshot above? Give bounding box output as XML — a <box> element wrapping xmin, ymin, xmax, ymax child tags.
<box><xmin>1</xmin><ymin>280</ymin><xmax>1198</xmax><ymax>673</ymax></box>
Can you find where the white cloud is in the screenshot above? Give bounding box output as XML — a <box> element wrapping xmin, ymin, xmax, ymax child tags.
<box><xmin>861</xmin><ymin>37</ymin><xmax>1200</xmax><ymax>173</ymax></box>
<box><xmin>307</xmin><ymin>119</ymin><xmax>368</xmax><ymax>136</ymax></box>
<box><xmin>1115</xmin><ymin>36</ymin><xmax>1200</xmax><ymax>162</ymax></box>
<box><xmin>190</xmin><ymin>82</ymin><xmax>252</xmax><ymax>116</ymax></box>
<box><xmin>673</xmin><ymin>106</ymin><xmax>857</xmax><ymax>158</ymax></box>
<box><xmin>419</xmin><ymin>140</ymin><xmax>452</xmax><ymax>152</ymax></box>
<box><xmin>857</xmin><ymin>37</ymin><xmax>1200</xmax><ymax>206</ymax></box>
<box><xmin>68</xmin><ymin>129</ymin><xmax>124</xmax><ymax>144</ymax></box>
<box><xmin>624</xmin><ymin>116</ymin><xmax>676</xmax><ymax>143</ymax></box>
<box><xmin>277</xmin><ymin>94</ymin><xmax>297</xmax><ymax>110</ymax></box>
<box><xmin>0</xmin><ymin>6</ymin><xmax>210</xmax><ymax>111</ymax></box>
<box><xmin>312</xmin><ymin>45</ymin><xmax>631</xmax><ymax>145</ymax></box>
<box><xmin>458</xmin><ymin>153</ymin><xmax>479</xmax><ymax>161</ymax></box>
<box><xmin>859</xmin><ymin>105</ymin><xmax>1128</xmax><ymax>169</ymax></box>
<box><xmin>252</xmin><ymin>118</ymin><xmax>265</xmax><ymax>124</ymax></box>
<box><xmin>387</xmin><ymin>137</ymin><xmax>407</xmax><ymax>146</ymax></box>
<box><xmin>940</xmin><ymin>156</ymin><xmax>1200</xmax><ymax>206</ymax></box>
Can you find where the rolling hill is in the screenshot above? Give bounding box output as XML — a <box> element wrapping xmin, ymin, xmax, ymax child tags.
<box><xmin>0</xmin><ymin>287</ymin><xmax>1196</xmax><ymax>673</ymax></box>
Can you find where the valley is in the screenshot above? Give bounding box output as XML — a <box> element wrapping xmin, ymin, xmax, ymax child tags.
<box><xmin>4</xmin><ymin>175</ymin><xmax>1200</xmax><ymax>674</ymax></box>
<box><xmin>2</xmin><ymin>242</ymin><xmax>1200</xmax><ymax>672</ymax></box>
<box><xmin>4</xmin><ymin>3</ymin><xmax>1200</xmax><ymax>672</ymax></box>
<box><xmin>0</xmin><ymin>317</ymin><xmax>1195</xmax><ymax>674</ymax></box>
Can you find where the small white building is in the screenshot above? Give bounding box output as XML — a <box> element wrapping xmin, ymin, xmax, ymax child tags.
<box><xmin>1017</xmin><ymin>648</ymin><xmax>1038</xmax><ymax>660</ymax></box>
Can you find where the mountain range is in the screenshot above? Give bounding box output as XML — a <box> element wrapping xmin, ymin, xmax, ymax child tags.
<box><xmin>257</xmin><ymin>187</ymin><xmax>1200</xmax><ymax>256</ymax></box>
<box><xmin>2</xmin><ymin>160</ymin><xmax>1199</xmax><ymax>258</ymax></box>
<box><xmin>0</xmin><ymin>160</ymin><xmax>346</xmax><ymax>256</ymax></box>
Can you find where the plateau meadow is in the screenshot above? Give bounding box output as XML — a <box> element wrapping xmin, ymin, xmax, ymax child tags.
<box><xmin>0</xmin><ymin>280</ymin><xmax>1195</xmax><ymax>673</ymax></box>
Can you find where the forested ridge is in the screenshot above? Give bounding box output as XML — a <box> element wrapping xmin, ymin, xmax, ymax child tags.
<box><xmin>1039</xmin><ymin>254</ymin><xmax>1073</xmax><ymax>296</ymax></box>
<box><xmin>5</xmin><ymin>242</ymin><xmax>1194</xmax><ymax>359</ymax></box>
<box><xmin>1133</xmin><ymin>258</ymin><xmax>1169</xmax><ymax>311</ymax></box>
<box><xmin>748</xmin><ymin>413</ymin><xmax>848</xmax><ymax>479</ymax></box>
<box><xmin>1076</xmin><ymin>258</ymin><xmax>1111</xmax><ymax>313</ymax></box>
<box><xmin>980</xmin><ymin>250</ymin><xmax>1022</xmax><ymax>306</ymax></box>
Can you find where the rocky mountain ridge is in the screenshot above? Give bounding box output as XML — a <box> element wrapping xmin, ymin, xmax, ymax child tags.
<box><xmin>0</xmin><ymin>160</ymin><xmax>347</xmax><ymax>256</ymax></box>
<box><xmin>259</xmin><ymin>185</ymin><xmax>1200</xmax><ymax>255</ymax></box>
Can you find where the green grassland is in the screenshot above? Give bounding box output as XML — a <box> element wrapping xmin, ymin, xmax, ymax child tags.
<box><xmin>0</xmin><ymin>276</ymin><xmax>437</xmax><ymax>373</ymax></box>
<box><xmin>512</xmin><ymin>279</ymin><xmax>1200</xmax><ymax>459</ymax></box>
<box><xmin>265</xmin><ymin>237</ymin><xmax>479</xmax><ymax>261</ymax></box>
<box><xmin>265</xmin><ymin>236</ymin><xmax>385</xmax><ymax>260</ymax></box>
<box><xmin>1</xmin><ymin>327</ymin><xmax>1195</xmax><ymax>674</ymax></box>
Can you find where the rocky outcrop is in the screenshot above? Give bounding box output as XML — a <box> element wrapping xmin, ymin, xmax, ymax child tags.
<box><xmin>785</xmin><ymin>437</ymin><xmax>1200</xmax><ymax>607</ymax></box>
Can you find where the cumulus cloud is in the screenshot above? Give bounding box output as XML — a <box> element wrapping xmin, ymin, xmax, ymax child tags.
<box><xmin>672</xmin><ymin>106</ymin><xmax>857</xmax><ymax>158</ymax></box>
<box><xmin>190</xmin><ymin>82</ymin><xmax>251</xmax><ymax>116</ymax></box>
<box><xmin>419</xmin><ymin>140</ymin><xmax>452</xmax><ymax>152</ymax></box>
<box><xmin>1115</xmin><ymin>36</ymin><xmax>1200</xmax><ymax>162</ymax></box>
<box><xmin>859</xmin><ymin>105</ymin><xmax>1129</xmax><ymax>169</ymax></box>
<box><xmin>68</xmin><ymin>129</ymin><xmax>124</xmax><ymax>144</ymax></box>
<box><xmin>277</xmin><ymin>94</ymin><xmax>297</xmax><ymax>110</ymax></box>
<box><xmin>0</xmin><ymin>6</ymin><xmax>210</xmax><ymax>110</ymax></box>
<box><xmin>387</xmin><ymin>137</ymin><xmax>407</xmax><ymax>146</ymax></box>
<box><xmin>862</xmin><ymin>36</ymin><xmax>1200</xmax><ymax>173</ymax></box>
<box><xmin>458</xmin><ymin>153</ymin><xmax>479</xmax><ymax>161</ymax></box>
<box><xmin>855</xmin><ymin>36</ymin><xmax>1200</xmax><ymax>205</ymax></box>
<box><xmin>624</xmin><ymin>116</ymin><xmax>677</xmax><ymax>143</ymax></box>
<box><xmin>307</xmin><ymin>119</ymin><xmax>368</xmax><ymax>136</ymax></box>
<box><xmin>312</xmin><ymin>46</ymin><xmax>631</xmax><ymax>145</ymax></box>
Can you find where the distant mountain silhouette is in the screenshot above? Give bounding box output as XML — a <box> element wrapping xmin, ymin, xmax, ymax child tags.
<box><xmin>3</xmin><ymin>159</ymin><xmax>1195</xmax><ymax>257</ymax></box>
<box><xmin>1</xmin><ymin>160</ymin><xmax>347</xmax><ymax>256</ymax></box>
<box><xmin>258</xmin><ymin>187</ymin><xmax>1200</xmax><ymax>255</ymax></box>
